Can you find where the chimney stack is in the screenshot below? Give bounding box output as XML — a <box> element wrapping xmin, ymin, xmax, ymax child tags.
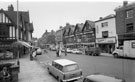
<box><xmin>66</xmin><ymin>23</ymin><xmax>70</xmax><ymax>26</ymax></box>
<box><xmin>123</xmin><ymin>1</ymin><xmax>128</xmax><ymax>6</ymax></box>
<box><xmin>8</xmin><ymin>4</ymin><xmax>14</xmax><ymax>11</ymax></box>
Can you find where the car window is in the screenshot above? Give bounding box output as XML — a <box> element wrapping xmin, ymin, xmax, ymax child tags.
<box><xmin>119</xmin><ymin>46</ymin><xmax>123</xmax><ymax>50</ymax></box>
<box><xmin>83</xmin><ymin>78</ymin><xmax>95</xmax><ymax>82</ymax></box>
<box><xmin>63</xmin><ymin>64</ymin><xmax>79</xmax><ymax>72</ymax></box>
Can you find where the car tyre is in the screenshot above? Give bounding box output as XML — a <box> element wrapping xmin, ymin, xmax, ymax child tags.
<box><xmin>113</xmin><ymin>53</ymin><xmax>118</xmax><ymax>58</ymax></box>
<box><xmin>47</xmin><ymin>68</ymin><xmax>51</xmax><ymax>74</ymax></box>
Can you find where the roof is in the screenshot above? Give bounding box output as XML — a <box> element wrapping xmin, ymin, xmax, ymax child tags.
<box><xmin>95</xmin><ymin>14</ymin><xmax>115</xmax><ymax>22</ymax></box>
<box><xmin>86</xmin><ymin>74</ymin><xmax>123</xmax><ymax>82</ymax></box>
<box><xmin>69</xmin><ymin>25</ymin><xmax>75</xmax><ymax>35</ymax></box>
<box><xmin>4</xmin><ymin>11</ymin><xmax>29</xmax><ymax>25</ymax></box>
<box><xmin>75</xmin><ymin>23</ymin><xmax>84</xmax><ymax>34</ymax></box>
<box><xmin>82</xmin><ymin>20</ymin><xmax>95</xmax><ymax>32</ymax></box>
<box><xmin>54</xmin><ymin>59</ymin><xmax>77</xmax><ymax>66</ymax></box>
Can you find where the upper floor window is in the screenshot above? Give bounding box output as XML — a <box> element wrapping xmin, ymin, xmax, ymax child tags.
<box><xmin>126</xmin><ymin>23</ymin><xmax>134</xmax><ymax>32</ymax></box>
<box><xmin>102</xmin><ymin>31</ymin><xmax>108</xmax><ymax>38</ymax></box>
<box><xmin>126</xmin><ymin>9</ymin><xmax>133</xmax><ymax>18</ymax></box>
<box><xmin>101</xmin><ymin>22</ymin><xmax>108</xmax><ymax>27</ymax></box>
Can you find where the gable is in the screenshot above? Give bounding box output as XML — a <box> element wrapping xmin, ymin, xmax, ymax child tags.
<box><xmin>83</xmin><ymin>20</ymin><xmax>95</xmax><ymax>32</ymax></box>
<box><xmin>0</xmin><ymin>12</ymin><xmax>12</xmax><ymax>23</ymax></box>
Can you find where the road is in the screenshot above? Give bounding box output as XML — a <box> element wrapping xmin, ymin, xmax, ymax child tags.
<box><xmin>36</xmin><ymin>50</ymin><xmax>135</xmax><ymax>82</ymax></box>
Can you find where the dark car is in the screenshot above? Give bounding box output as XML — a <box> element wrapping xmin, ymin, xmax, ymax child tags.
<box><xmin>83</xmin><ymin>74</ymin><xmax>126</xmax><ymax>82</ymax></box>
<box><xmin>85</xmin><ymin>47</ymin><xmax>100</xmax><ymax>56</ymax></box>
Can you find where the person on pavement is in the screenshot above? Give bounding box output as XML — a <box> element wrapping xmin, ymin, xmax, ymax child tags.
<box><xmin>0</xmin><ymin>66</ymin><xmax>11</xmax><ymax>82</ymax></box>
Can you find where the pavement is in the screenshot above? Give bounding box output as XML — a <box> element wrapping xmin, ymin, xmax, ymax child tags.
<box><xmin>100</xmin><ymin>53</ymin><xmax>113</xmax><ymax>57</ymax></box>
<box><xmin>18</xmin><ymin>55</ymin><xmax>54</xmax><ymax>82</ymax></box>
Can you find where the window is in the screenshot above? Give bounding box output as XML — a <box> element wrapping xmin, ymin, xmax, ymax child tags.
<box><xmin>102</xmin><ymin>31</ymin><xmax>108</xmax><ymax>38</ymax></box>
<box><xmin>126</xmin><ymin>23</ymin><xmax>134</xmax><ymax>32</ymax></box>
<box><xmin>101</xmin><ymin>22</ymin><xmax>108</xmax><ymax>27</ymax></box>
<box><xmin>63</xmin><ymin>64</ymin><xmax>79</xmax><ymax>72</ymax></box>
<box><xmin>126</xmin><ymin>9</ymin><xmax>133</xmax><ymax>18</ymax></box>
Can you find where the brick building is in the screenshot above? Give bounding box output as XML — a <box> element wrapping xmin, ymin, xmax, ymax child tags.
<box><xmin>115</xmin><ymin>1</ymin><xmax>135</xmax><ymax>46</ymax></box>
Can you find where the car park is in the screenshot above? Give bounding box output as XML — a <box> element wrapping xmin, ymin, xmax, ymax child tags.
<box><xmin>47</xmin><ymin>59</ymin><xmax>83</xmax><ymax>82</ymax></box>
<box><xmin>83</xmin><ymin>74</ymin><xmax>126</xmax><ymax>82</ymax></box>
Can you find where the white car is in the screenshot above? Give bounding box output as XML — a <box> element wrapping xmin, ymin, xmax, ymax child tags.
<box><xmin>72</xmin><ymin>49</ymin><xmax>82</xmax><ymax>54</ymax></box>
<box><xmin>67</xmin><ymin>48</ymin><xmax>73</xmax><ymax>53</ymax></box>
<box><xmin>47</xmin><ymin>59</ymin><xmax>83</xmax><ymax>82</ymax></box>
<box><xmin>112</xmin><ymin>46</ymin><xmax>124</xmax><ymax>57</ymax></box>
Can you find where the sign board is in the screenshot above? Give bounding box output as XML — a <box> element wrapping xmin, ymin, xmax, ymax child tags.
<box><xmin>96</xmin><ymin>37</ymin><xmax>116</xmax><ymax>44</ymax></box>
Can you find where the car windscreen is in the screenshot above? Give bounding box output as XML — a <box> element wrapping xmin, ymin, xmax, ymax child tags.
<box><xmin>63</xmin><ymin>64</ymin><xmax>79</xmax><ymax>72</ymax></box>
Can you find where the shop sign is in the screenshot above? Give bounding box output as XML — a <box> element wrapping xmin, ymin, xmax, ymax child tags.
<box><xmin>96</xmin><ymin>37</ymin><xmax>116</xmax><ymax>44</ymax></box>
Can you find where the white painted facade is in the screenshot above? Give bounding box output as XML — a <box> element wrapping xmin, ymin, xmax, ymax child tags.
<box><xmin>95</xmin><ymin>16</ymin><xmax>118</xmax><ymax>53</ymax></box>
<box><xmin>95</xmin><ymin>17</ymin><xmax>117</xmax><ymax>38</ymax></box>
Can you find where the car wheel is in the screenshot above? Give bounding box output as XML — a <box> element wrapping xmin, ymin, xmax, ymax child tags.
<box><xmin>47</xmin><ymin>68</ymin><xmax>51</xmax><ymax>74</ymax></box>
<box><xmin>113</xmin><ymin>53</ymin><xmax>118</xmax><ymax>58</ymax></box>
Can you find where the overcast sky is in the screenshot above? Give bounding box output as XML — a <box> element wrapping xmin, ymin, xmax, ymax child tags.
<box><xmin>0</xmin><ymin>0</ymin><xmax>134</xmax><ymax>38</ymax></box>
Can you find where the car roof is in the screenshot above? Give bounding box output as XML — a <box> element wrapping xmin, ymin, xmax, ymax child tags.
<box><xmin>86</xmin><ymin>74</ymin><xmax>123</xmax><ymax>82</ymax></box>
<box><xmin>54</xmin><ymin>59</ymin><xmax>77</xmax><ymax>66</ymax></box>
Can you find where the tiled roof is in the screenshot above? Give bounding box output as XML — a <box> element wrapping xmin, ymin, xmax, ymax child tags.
<box><xmin>69</xmin><ymin>25</ymin><xmax>75</xmax><ymax>35</ymax></box>
<box><xmin>75</xmin><ymin>23</ymin><xmax>84</xmax><ymax>34</ymax></box>
<box><xmin>95</xmin><ymin>14</ymin><xmax>115</xmax><ymax>22</ymax></box>
<box><xmin>4</xmin><ymin>11</ymin><xmax>29</xmax><ymax>25</ymax></box>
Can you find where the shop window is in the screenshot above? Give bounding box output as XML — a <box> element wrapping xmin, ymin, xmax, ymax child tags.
<box><xmin>102</xmin><ymin>31</ymin><xmax>108</xmax><ymax>38</ymax></box>
<box><xmin>126</xmin><ymin>23</ymin><xmax>134</xmax><ymax>32</ymax></box>
<box><xmin>126</xmin><ymin>9</ymin><xmax>133</xmax><ymax>18</ymax></box>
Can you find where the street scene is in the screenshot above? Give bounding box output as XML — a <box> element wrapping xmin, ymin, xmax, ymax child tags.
<box><xmin>0</xmin><ymin>0</ymin><xmax>135</xmax><ymax>82</ymax></box>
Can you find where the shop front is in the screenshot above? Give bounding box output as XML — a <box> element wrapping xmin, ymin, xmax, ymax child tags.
<box><xmin>96</xmin><ymin>37</ymin><xmax>116</xmax><ymax>53</ymax></box>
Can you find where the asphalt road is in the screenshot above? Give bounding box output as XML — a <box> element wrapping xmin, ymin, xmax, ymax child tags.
<box><xmin>36</xmin><ymin>50</ymin><xmax>135</xmax><ymax>82</ymax></box>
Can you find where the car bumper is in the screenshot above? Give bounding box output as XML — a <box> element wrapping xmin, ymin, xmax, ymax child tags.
<box><xmin>62</xmin><ymin>76</ymin><xmax>83</xmax><ymax>82</ymax></box>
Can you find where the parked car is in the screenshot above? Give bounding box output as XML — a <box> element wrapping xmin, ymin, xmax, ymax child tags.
<box><xmin>112</xmin><ymin>46</ymin><xmax>123</xmax><ymax>58</ymax></box>
<box><xmin>83</xmin><ymin>74</ymin><xmax>126</xmax><ymax>82</ymax></box>
<box><xmin>85</xmin><ymin>47</ymin><xmax>101</xmax><ymax>56</ymax></box>
<box><xmin>72</xmin><ymin>49</ymin><xmax>82</xmax><ymax>54</ymax></box>
<box><xmin>47</xmin><ymin>59</ymin><xmax>83</xmax><ymax>82</ymax></box>
<box><xmin>66</xmin><ymin>48</ymin><xmax>73</xmax><ymax>53</ymax></box>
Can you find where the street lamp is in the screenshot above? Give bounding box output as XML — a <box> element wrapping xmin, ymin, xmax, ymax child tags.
<box><xmin>17</xmin><ymin>0</ymin><xmax>20</xmax><ymax>66</ymax></box>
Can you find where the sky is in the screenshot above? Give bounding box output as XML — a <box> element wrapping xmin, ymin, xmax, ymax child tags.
<box><xmin>0</xmin><ymin>0</ymin><xmax>134</xmax><ymax>38</ymax></box>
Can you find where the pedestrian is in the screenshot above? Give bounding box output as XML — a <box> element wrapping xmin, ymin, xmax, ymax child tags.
<box><xmin>59</xmin><ymin>47</ymin><xmax>62</xmax><ymax>57</ymax></box>
<box><xmin>65</xmin><ymin>47</ymin><xmax>67</xmax><ymax>56</ymax></box>
<box><xmin>0</xmin><ymin>67</ymin><xmax>11</xmax><ymax>82</ymax></box>
<box><xmin>56</xmin><ymin>48</ymin><xmax>59</xmax><ymax>57</ymax></box>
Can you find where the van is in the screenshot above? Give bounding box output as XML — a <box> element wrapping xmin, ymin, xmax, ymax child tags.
<box><xmin>47</xmin><ymin>59</ymin><xmax>83</xmax><ymax>82</ymax></box>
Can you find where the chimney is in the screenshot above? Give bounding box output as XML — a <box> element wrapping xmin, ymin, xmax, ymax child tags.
<box><xmin>8</xmin><ymin>4</ymin><xmax>14</xmax><ymax>11</ymax></box>
<box><xmin>66</xmin><ymin>23</ymin><xmax>70</xmax><ymax>26</ymax></box>
<box><xmin>59</xmin><ymin>26</ymin><xmax>62</xmax><ymax>29</ymax></box>
<box><xmin>123</xmin><ymin>1</ymin><xmax>128</xmax><ymax>6</ymax></box>
<box><xmin>99</xmin><ymin>17</ymin><xmax>103</xmax><ymax>20</ymax></box>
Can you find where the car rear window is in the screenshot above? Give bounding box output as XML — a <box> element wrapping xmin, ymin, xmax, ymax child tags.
<box><xmin>63</xmin><ymin>64</ymin><xmax>79</xmax><ymax>72</ymax></box>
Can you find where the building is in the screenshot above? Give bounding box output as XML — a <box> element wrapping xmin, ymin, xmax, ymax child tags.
<box><xmin>63</xmin><ymin>23</ymin><xmax>74</xmax><ymax>48</ymax></box>
<box><xmin>62</xmin><ymin>20</ymin><xmax>95</xmax><ymax>50</ymax></box>
<box><xmin>0</xmin><ymin>4</ymin><xmax>34</xmax><ymax>57</ymax></box>
<box><xmin>95</xmin><ymin>14</ymin><xmax>117</xmax><ymax>53</ymax></box>
<box><xmin>114</xmin><ymin>1</ymin><xmax>135</xmax><ymax>46</ymax></box>
<box><xmin>55</xmin><ymin>26</ymin><xmax>65</xmax><ymax>48</ymax></box>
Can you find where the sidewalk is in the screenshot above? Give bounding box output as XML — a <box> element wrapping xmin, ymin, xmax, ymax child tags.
<box><xmin>100</xmin><ymin>53</ymin><xmax>113</xmax><ymax>57</ymax></box>
<box><xmin>19</xmin><ymin>56</ymin><xmax>54</xmax><ymax>82</ymax></box>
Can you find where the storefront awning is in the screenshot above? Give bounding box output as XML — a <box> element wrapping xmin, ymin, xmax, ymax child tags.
<box><xmin>12</xmin><ymin>41</ymin><xmax>32</xmax><ymax>48</ymax></box>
